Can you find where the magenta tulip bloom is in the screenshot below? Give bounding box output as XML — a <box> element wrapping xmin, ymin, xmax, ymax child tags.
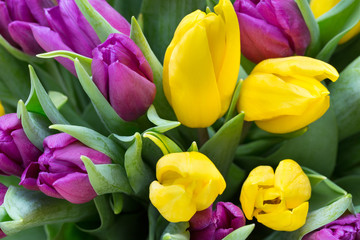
<box><xmin>303</xmin><ymin>213</ymin><xmax>360</xmax><ymax>240</ymax></box>
<box><xmin>0</xmin><ymin>183</ymin><xmax>7</xmax><ymax>239</ymax></box>
<box><xmin>234</xmin><ymin>0</ymin><xmax>311</xmax><ymax>63</ymax></box>
<box><xmin>189</xmin><ymin>202</ymin><xmax>246</xmax><ymax>240</ymax></box>
<box><xmin>0</xmin><ymin>113</ymin><xmax>41</xmax><ymax>176</ymax></box>
<box><xmin>91</xmin><ymin>33</ymin><xmax>156</xmax><ymax>121</ymax></box>
<box><xmin>20</xmin><ymin>133</ymin><xmax>111</xmax><ymax>204</ymax></box>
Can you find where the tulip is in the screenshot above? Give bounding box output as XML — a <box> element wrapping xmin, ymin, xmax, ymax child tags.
<box><xmin>189</xmin><ymin>202</ymin><xmax>246</xmax><ymax>240</ymax></box>
<box><xmin>240</xmin><ymin>159</ymin><xmax>311</xmax><ymax>231</ymax></box>
<box><xmin>163</xmin><ymin>0</ymin><xmax>240</xmax><ymax>128</ymax></box>
<box><xmin>310</xmin><ymin>0</ymin><xmax>360</xmax><ymax>44</ymax></box>
<box><xmin>149</xmin><ymin>152</ymin><xmax>226</xmax><ymax>222</ymax></box>
<box><xmin>91</xmin><ymin>33</ymin><xmax>156</xmax><ymax>121</ymax></box>
<box><xmin>237</xmin><ymin>56</ymin><xmax>339</xmax><ymax>134</ymax></box>
<box><xmin>0</xmin><ymin>113</ymin><xmax>41</xmax><ymax>176</ymax></box>
<box><xmin>303</xmin><ymin>213</ymin><xmax>360</xmax><ymax>240</ymax></box>
<box><xmin>20</xmin><ymin>133</ymin><xmax>111</xmax><ymax>204</ymax></box>
<box><xmin>234</xmin><ymin>0</ymin><xmax>311</xmax><ymax>63</ymax></box>
<box><xmin>0</xmin><ymin>0</ymin><xmax>130</xmax><ymax>59</ymax></box>
<box><xmin>0</xmin><ymin>183</ymin><xmax>7</xmax><ymax>239</ymax></box>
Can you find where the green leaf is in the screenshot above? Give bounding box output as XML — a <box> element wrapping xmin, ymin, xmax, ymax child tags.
<box><xmin>140</xmin><ymin>0</ymin><xmax>206</xmax><ymax>62</ymax></box>
<box><xmin>200</xmin><ymin>113</ymin><xmax>244</xmax><ymax>175</ymax></box>
<box><xmin>0</xmin><ymin>35</ymin><xmax>39</xmax><ymax>63</ymax></box>
<box><xmin>148</xmin><ymin>205</ymin><xmax>160</xmax><ymax>240</ymax></box>
<box><xmin>225</xmin><ymin>79</ymin><xmax>243</xmax><ymax>122</ymax></box>
<box><xmin>294</xmin><ymin>0</ymin><xmax>321</xmax><ymax>56</ymax></box>
<box><xmin>222</xmin><ymin>224</ymin><xmax>255</xmax><ymax>240</ymax></box>
<box><xmin>74</xmin><ymin>0</ymin><xmax>120</xmax><ymax>42</ymax></box>
<box><xmin>336</xmin><ymin>132</ymin><xmax>360</xmax><ymax>176</ymax></box>
<box><xmin>335</xmin><ymin>175</ymin><xmax>360</xmax><ymax>206</ymax></box>
<box><xmin>48</xmin><ymin>91</ymin><xmax>68</xmax><ymax>110</ymax></box>
<box><xmin>111</xmin><ymin>193</ymin><xmax>123</xmax><ymax>215</ymax></box>
<box><xmin>37</xmin><ymin>50</ymin><xmax>92</xmax><ymax>75</ymax></box>
<box><xmin>143</xmin><ymin>131</ymin><xmax>182</xmax><ymax>155</ymax></box>
<box><xmin>146</xmin><ymin>105</ymin><xmax>180</xmax><ymax>133</ymax></box>
<box><xmin>45</xmin><ymin>222</ymin><xmax>97</xmax><ymax>240</ymax></box>
<box><xmin>73</xmin><ymin>58</ymin><xmax>139</xmax><ymax>135</ymax></box>
<box><xmin>2</xmin><ymin>227</ymin><xmax>46</xmax><ymax>240</ymax></box>
<box><xmin>124</xmin><ymin>133</ymin><xmax>155</xmax><ymax>198</ymax></box>
<box><xmin>130</xmin><ymin>17</ymin><xmax>175</xmax><ymax>120</ymax></box>
<box><xmin>106</xmin><ymin>0</ymin><xmax>142</xmax><ymax>22</ymax></box>
<box><xmin>17</xmin><ymin>100</ymin><xmax>53</xmax><ymax>150</ymax></box>
<box><xmin>50</xmin><ymin>124</ymin><xmax>124</xmax><ymax>164</ymax></box>
<box><xmin>0</xmin><ymin>186</ymin><xmax>96</xmax><ymax>236</ymax></box>
<box><xmin>218</xmin><ymin>163</ymin><xmax>246</xmax><ymax>201</ymax></box>
<box><xmin>82</xmin><ymin>156</ymin><xmax>133</xmax><ymax>195</ymax></box>
<box><xmin>187</xmin><ymin>141</ymin><xmax>199</xmax><ymax>152</ymax></box>
<box><xmin>161</xmin><ymin>222</ymin><xmax>190</xmax><ymax>240</ymax></box>
<box><xmin>28</xmin><ymin>65</ymin><xmax>69</xmax><ymax>124</ymax></box>
<box><xmin>328</xmin><ymin>56</ymin><xmax>360</xmax><ymax>140</ymax></box>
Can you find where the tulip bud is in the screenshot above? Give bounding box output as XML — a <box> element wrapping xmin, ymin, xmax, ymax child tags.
<box><xmin>240</xmin><ymin>159</ymin><xmax>311</xmax><ymax>231</ymax></box>
<box><xmin>234</xmin><ymin>0</ymin><xmax>311</xmax><ymax>63</ymax></box>
<box><xmin>189</xmin><ymin>202</ymin><xmax>246</xmax><ymax>240</ymax></box>
<box><xmin>163</xmin><ymin>0</ymin><xmax>240</xmax><ymax>128</ymax></box>
<box><xmin>310</xmin><ymin>0</ymin><xmax>360</xmax><ymax>44</ymax></box>
<box><xmin>91</xmin><ymin>33</ymin><xmax>156</xmax><ymax>121</ymax></box>
<box><xmin>237</xmin><ymin>56</ymin><xmax>339</xmax><ymax>134</ymax></box>
<box><xmin>303</xmin><ymin>213</ymin><xmax>360</xmax><ymax>240</ymax></box>
<box><xmin>0</xmin><ymin>113</ymin><xmax>42</xmax><ymax>176</ymax></box>
<box><xmin>149</xmin><ymin>152</ymin><xmax>226</xmax><ymax>222</ymax></box>
<box><xmin>0</xmin><ymin>183</ymin><xmax>7</xmax><ymax>239</ymax></box>
<box><xmin>20</xmin><ymin>133</ymin><xmax>111</xmax><ymax>204</ymax></box>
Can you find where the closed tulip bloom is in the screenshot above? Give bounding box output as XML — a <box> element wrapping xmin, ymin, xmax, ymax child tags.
<box><xmin>234</xmin><ymin>0</ymin><xmax>311</xmax><ymax>63</ymax></box>
<box><xmin>237</xmin><ymin>56</ymin><xmax>339</xmax><ymax>134</ymax></box>
<box><xmin>163</xmin><ymin>0</ymin><xmax>240</xmax><ymax>128</ymax></box>
<box><xmin>303</xmin><ymin>213</ymin><xmax>360</xmax><ymax>240</ymax></box>
<box><xmin>310</xmin><ymin>0</ymin><xmax>360</xmax><ymax>44</ymax></box>
<box><xmin>149</xmin><ymin>152</ymin><xmax>226</xmax><ymax>222</ymax></box>
<box><xmin>20</xmin><ymin>133</ymin><xmax>111</xmax><ymax>204</ymax></box>
<box><xmin>240</xmin><ymin>159</ymin><xmax>311</xmax><ymax>231</ymax></box>
<box><xmin>91</xmin><ymin>33</ymin><xmax>156</xmax><ymax>121</ymax></box>
<box><xmin>189</xmin><ymin>202</ymin><xmax>246</xmax><ymax>240</ymax></box>
<box><xmin>0</xmin><ymin>113</ymin><xmax>41</xmax><ymax>176</ymax></box>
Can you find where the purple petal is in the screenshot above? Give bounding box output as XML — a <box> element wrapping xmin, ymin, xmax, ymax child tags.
<box><xmin>92</xmin><ymin>48</ymin><xmax>109</xmax><ymax>99</ymax></box>
<box><xmin>6</xmin><ymin>0</ymin><xmax>35</xmax><ymax>22</ymax></box>
<box><xmin>19</xmin><ymin>162</ymin><xmax>40</xmax><ymax>191</ymax></box>
<box><xmin>0</xmin><ymin>183</ymin><xmax>7</xmax><ymax>205</ymax></box>
<box><xmin>8</xmin><ymin>21</ymin><xmax>43</xmax><ymax>55</ymax></box>
<box><xmin>88</xmin><ymin>0</ymin><xmax>130</xmax><ymax>35</ymax></box>
<box><xmin>53</xmin><ymin>172</ymin><xmax>97</xmax><ymax>204</ymax></box>
<box><xmin>108</xmin><ymin>61</ymin><xmax>156</xmax><ymax>121</ymax></box>
<box><xmin>190</xmin><ymin>223</ymin><xmax>216</xmax><ymax>240</ymax></box>
<box><xmin>303</xmin><ymin>228</ymin><xmax>338</xmax><ymax>240</ymax></box>
<box><xmin>42</xmin><ymin>133</ymin><xmax>77</xmax><ymax>150</ymax></box>
<box><xmin>215</xmin><ymin>202</ymin><xmax>245</xmax><ymax>229</ymax></box>
<box><xmin>0</xmin><ymin>2</ymin><xmax>18</xmax><ymax>46</ymax></box>
<box><xmin>12</xmin><ymin>128</ymin><xmax>41</xmax><ymax>168</ymax></box>
<box><xmin>215</xmin><ymin>228</ymin><xmax>234</xmax><ymax>240</ymax></box>
<box><xmin>37</xmin><ymin>171</ymin><xmax>64</xmax><ymax>199</ymax></box>
<box><xmin>190</xmin><ymin>205</ymin><xmax>213</xmax><ymax>230</ymax></box>
<box><xmin>25</xmin><ymin>0</ymin><xmax>54</xmax><ymax>26</ymax></box>
<box><xmin>0</xmin><ymin>153</ymin><xmax>23</xmax><ymax>176</ymax></box>
<box><xmin>0</xmin><ymin>113</ymin><xmax>21</xmax><ymax>131</ymax></box>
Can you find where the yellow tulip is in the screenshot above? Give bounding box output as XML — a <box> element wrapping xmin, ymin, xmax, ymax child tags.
<box><xmin>149</xmin><ymin>152</ymin><xmax>226</xmax><ymax>222</ymax></box>
<box><xmin>237</xmin><ymin>56</ymin><xmax>339</xmax><ymax>134</ymax></box>
<box><xmin>163</xmin><ymin>0</ymin><xmax>240</xmax><ymax>128</ymax></box>
<box><xmin>240</xmin><ymin>159</ymin><xmax>311</xmax><ymax>231</ymax></box>
<box><xmin>310</xmin><ymin>0</ymin><xmax>360</xmax><ymax>44</ymax></box>
<box><xmin>0</xmin><ymin>102</ymin><xmax>4</xmax><ymax>116</ymax></box>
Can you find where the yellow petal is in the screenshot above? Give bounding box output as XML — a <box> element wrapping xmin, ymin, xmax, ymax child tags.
<box><xmin>339</xmin><ymin>21</ymin><xmax>360</xmax><ymax>44</ymax></box>
<box><xmin>252</xmin><ymin>56</ymin><xmax>339</xmax><ymax>82</ymax></box>
<box><xmin>240</xmin><ymin>166</ymin><xmax>274</xmax><ymax>220</ymax></box>
<box><xmin>214</xmin><ymin>0</ymin><xmax>241</xmax><ymax>116</ymax></box>
<box><xmin>274</xmin><ymin>160</ymin><xmax>311</xmax><ymax>209</ymax></box>
<box><xmin>255</xmin><ymin>202</ymin><xmax>309</xmax><ymax>231</ymax></box>
<box><xmin>166</xmin><ymin>23</ymin><xmax>221</xmax><ymax>128</ymax></box>
<box><xmin>149</xmin><ymin>181</ymin><xmax>196</xmax><ymax>222</ymax></box>
<box><xmin>0</xmin><ymin>102</ymin><xmax>4</xmax><ymax>116</ymax></box>
<box><xmin>254</xmin><ymin>187</ymin><xmax>287</xmax><ymax>214</ymax></box>
<box><xmin>310</xmin><ymin>0</ymin><xmax>340</xmax><ymax>18</ymax></box>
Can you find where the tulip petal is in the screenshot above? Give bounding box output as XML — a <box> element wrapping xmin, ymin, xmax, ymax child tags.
<box><xmin>240</xmin><ymin>166</ymin><xmax>274</xmax><ymax>220</ymax></box>
<box><xmin>19</xmin><ymin>162</ymin><xmax>40</xmax><ymax>190</ymax></box>
<box><xmin>8</xmin><ymin>21</ymin><xmax>43</xmax><ymax>55</ymax></box>
<box><xmin>189</xmin><ymin>206</ymin><xmax>213</xmax><ymax>230</ymax></box>
<box><xmin>0</xmin><ymin>2</ymin><xmax>18</xmax><ymax>46</ymax></box>
<box><xmin>25</xmin><ymin>0</ymin><xmax>53</xmax><ymax>26</ymax></box>
<box><xmin>43</xmin><ymin>132</ymin><xmax>77</xmax><ymax>149</ymax></box>
<box><xmin>167</xmin><ymin>24</ymin><xmax>221</xmax><ymax>128</ymax></box>
<box><xmin>252</xmin><ymin>56</ymin><xmax>339</xmax><ymax>82</ymax></box>
<box><xmin>108</xmin><ymin>61</ymin><xmax>156</xmax><ymax>121</ymax></box>
<box><xmin>91</xmin><ymin>51</ymin><xmax>109</xmax><ymax>99</ymax></box>
<box><xmin>12</xmin><ymin>129</ymin><xmax>41</xmax><ymax>168</ymax></box>
<box><xmin>53</xmin><ymin>172</ymin><xmax>97</xmax><ymax>204</ymax></box>
<box><xmin>149</xmin><ymin>181</ymin><xmax>196</xmax><ymax>222</ymax></box>
<box><xmin>274</xmin><ymin>160</ymin><xmax>311</xmax><ymax>209</ymax></box>
<box><xmin>0</xmin><ymin>153</ymin><xmax>23</xmax><ymax>176</ymax></box>
<box><xmin>214</xmin><ymin>0</ymin><xmax>241</xmax><ymax>115</ymax></box>
<box><xmin>255</xmin><ymin>201</ymin><xmax>309</xmax><ymax>231</ymax></box>
<box><xmin>6</xmin><ymin>0</ymin><xmax>35</xmax><ymax>22</ymax></box>
<box><xmin>38</xmin><ymin>172</ymin><xmax>65</xmax><ymax>199</ymax></box>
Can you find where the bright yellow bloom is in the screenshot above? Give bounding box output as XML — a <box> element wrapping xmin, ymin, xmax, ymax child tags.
<box><xmin>240</xmin><ymin>159</ymin><xmax>311</xmax><ymax>231</ymax></box>
<box><xmin>163</xmin><ymin>0</ymin><xmax>240</xmax><ymax>128</ymax></box>
<box><xmin>149</xmin><ymin>152</ymin><xmax>226</xmax><ymax>222</ymax></box>
<box><xmin>237</xmin><ymin>56</ymin><xmax>339</xmax><ymax>134</ymax></box>
<box><xmin>0</xmin><ymin>102</ymin><xmax>4</xmax><ymax>116</ymax></box>
<box><xmin>310</xmin><ymin>0</ymin><xmax>360</xmax><ymax>44</ymax></box>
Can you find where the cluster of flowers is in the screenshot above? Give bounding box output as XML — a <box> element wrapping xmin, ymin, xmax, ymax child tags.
<box><xmin>0</xmin><ymin>0</ymin><xmax>359</xmax><ymax>239</ymax></box>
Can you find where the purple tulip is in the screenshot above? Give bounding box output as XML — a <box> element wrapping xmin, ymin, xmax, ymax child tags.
<box><xmin>20</xmin><ymin>133</ymin><xmax>111</xmax><ymax>204</ymax></box>
<box><xmin>91</xmin><ymin>33</ymin><xmax>156</xmax><ymax>121</ymax></box>
<box><xmin>0</xmin><ymin>113</ymin><xmax>42</xmax><ymax>177</ymax></box>
<box><xmin>234</xmin><ymin>0</ymin><xmax>311</xmax><ymax>63</ymax></box>
<box><xmin>189</xmin><ymin>202</ymin><xmax>246</xmax><ymax>240</ymax></box>
<box><xmin>0</xmin><ymin>183</ymin><xmax>7</xmax><ymax>239</ymax></box>
<box><xmin>0</xmin><ymin>0</ymin><xmax>130</xmax><ymax>60</ymax></box>
<box><xmin>303</xmin><ymin>213</ymin><xmax>360</xmax><ymax>240</ymax></box>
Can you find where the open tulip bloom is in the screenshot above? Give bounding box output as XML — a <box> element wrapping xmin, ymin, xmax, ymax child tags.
<box><xmin>0</xmin><ymin>0</ymin><xmax>360</xmax><ymax>239</ymax></box>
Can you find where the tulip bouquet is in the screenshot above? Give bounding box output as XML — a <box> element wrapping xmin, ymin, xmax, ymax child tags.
<box><xmin>0</xmin><ymin>0</ymin><xmax>360</xmax><ymax>239</ymax></box>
